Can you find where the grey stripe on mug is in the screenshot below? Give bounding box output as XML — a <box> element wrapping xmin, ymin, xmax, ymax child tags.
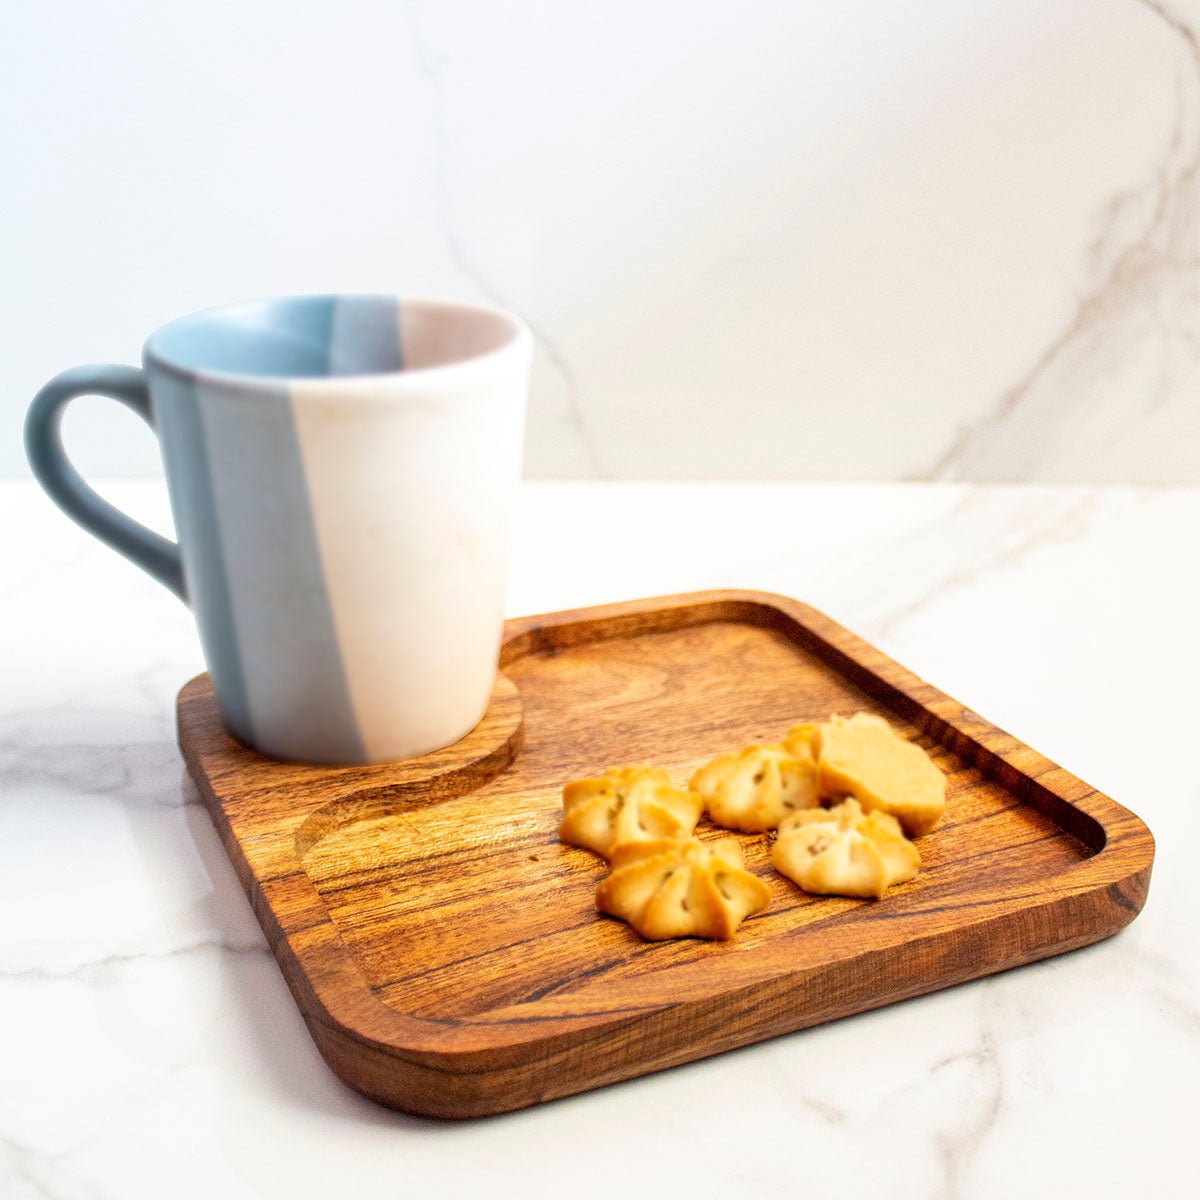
<box><xmin>329</xmin><ymin>295</ymin><xmax>403</xmax><ymax>375</ymax></box>
<box><xmin>152</xmin><ymin>371</ymin><xmax>254</xmax><ymax>743</ymax></box>
<box><xmin>194</xmin><ymin>377</ymin><xmax>366</xmax><ymax>763</ymax></box>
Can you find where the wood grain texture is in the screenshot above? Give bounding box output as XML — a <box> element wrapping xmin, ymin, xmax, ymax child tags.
<box><xmin>176</xmin><ymin>590</ymin><xmax>1155</xmax><ymax>1118</ymax></box>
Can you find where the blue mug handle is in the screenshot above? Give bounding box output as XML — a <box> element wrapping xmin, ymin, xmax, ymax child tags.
<box><xmin>24</xmin><ymin>365</ymin><xmax>187</xmax><ymax>601</ymax></box>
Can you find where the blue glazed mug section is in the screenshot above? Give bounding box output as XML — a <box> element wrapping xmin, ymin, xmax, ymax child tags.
<box><xmin>24</xmin><ymin>364</ymin><xmax>187</xmax><ymax>599</ymax></box>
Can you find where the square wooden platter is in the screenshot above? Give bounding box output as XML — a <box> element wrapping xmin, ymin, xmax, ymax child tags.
<box><xmin>176</xmin><ymin>590</ymin><xmax>1154</xmax><ymax>1119</ymax></box>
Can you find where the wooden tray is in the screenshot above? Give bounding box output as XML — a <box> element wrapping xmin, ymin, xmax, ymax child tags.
<box><xmin>177</xmin><ymin>590</ymin><xmax>1154</xmax><ymax>1119</ymax></box>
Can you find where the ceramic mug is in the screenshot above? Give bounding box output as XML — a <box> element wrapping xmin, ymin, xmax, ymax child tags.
<box><xmin>25</xmin><ymin>295</ymin><xmax>532</xmax><ymax>764</ymax></box>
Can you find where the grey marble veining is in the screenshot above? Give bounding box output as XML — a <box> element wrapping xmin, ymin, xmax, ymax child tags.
<box><xmin>401</xmin><ymin>0</ymin><xmax>605</xmax><ymax>478</ymax></box>
<box><xmin>927</xmin><ymin>0</ymin><xmax>1200</xmax><ymax>483</ymax></box>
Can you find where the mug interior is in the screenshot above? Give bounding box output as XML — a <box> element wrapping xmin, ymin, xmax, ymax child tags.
<box><xmin>145</xmin><ymin>295</ymin><xmax>520</xmax><ymax>380</ymax></box>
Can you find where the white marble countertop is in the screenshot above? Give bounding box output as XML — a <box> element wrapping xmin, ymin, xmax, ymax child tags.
<box><xmin>3</xmin><ymin>480</ymin><xmax>1196</xmax><ymax>1199</ymax></box>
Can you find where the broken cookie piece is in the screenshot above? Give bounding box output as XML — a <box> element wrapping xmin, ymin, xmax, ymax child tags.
<box><xmin>596</xmin><ymin>835</ymin><xmax>771</xmax><ymax>940</ymax></box>
<box><xmin>690</xmin><ymin>741</ymin><xmax>819</xmax><ymax>833</ymax></box>
<box><xmin>808</xmin><ymin>712</ymin><xmax>946</xmax><ymax>836</ymax></box>
<box><xmin>559</xmin><ymin>766</ymin><xmax>703</xmax><ymax>859</ymax></box>
<box><xmin>772</xmin><ymin>797</ymin><xmax>920</xmax><ymax>899</ymax></box>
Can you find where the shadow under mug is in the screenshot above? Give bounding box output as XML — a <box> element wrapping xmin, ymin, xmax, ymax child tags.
<box><xmin>25</xmin><ymin>294</ymin><xmax>533</xmax><ymax>764</ymax></box>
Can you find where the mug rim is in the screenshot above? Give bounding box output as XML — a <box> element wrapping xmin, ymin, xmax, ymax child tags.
<box><xmin>143</xmin><ymin>293</ymin><xmax>532</xmax><ymax>392</ymax></box>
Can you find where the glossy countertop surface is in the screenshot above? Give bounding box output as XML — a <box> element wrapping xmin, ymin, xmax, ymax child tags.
<box><xmin>3</xmin><ymin>480</ymin><xmax>1195</xmax><ymax>1199</ymax></box>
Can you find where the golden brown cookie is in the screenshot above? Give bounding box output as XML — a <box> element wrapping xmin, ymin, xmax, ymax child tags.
<box><xmin>771</xmin><ymin>798</ymin><xmax>920</xmax><ymax>899</ymax></box>
<box><xmin>812</xmin><ymin>712</ymin><xmax>946</xmax><ymax>836</ymax></box>
<box><xmin>690</xmin><ymin>742</ymin><xmax>819</xmax><ymax>833</ymax></box>
<box><xmin>596</xmin><ymin>835</ymin><xmax>771</xmax><ymax>940</ymax></box>
<box><xmin>559</xmin><ymin>766</ymin><xmax>703</xmax><ymax>859</ymax></box>
<box><xmin>780</xmin><ymin>721</ymin><xmax>821</xmax><ymax>766</ymax></box>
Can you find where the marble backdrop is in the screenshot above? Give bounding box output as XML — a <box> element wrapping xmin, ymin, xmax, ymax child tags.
<box><xmin>2</xmin><ymin>0</ymin><xmax>1199</xmax><ymax>482</ymax></box>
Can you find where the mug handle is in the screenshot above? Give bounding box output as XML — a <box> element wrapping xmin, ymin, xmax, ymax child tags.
<box><xmin>24</xmin><ymin>365</ymin><xmax>186</xmax><ymax>601</ymax></box>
